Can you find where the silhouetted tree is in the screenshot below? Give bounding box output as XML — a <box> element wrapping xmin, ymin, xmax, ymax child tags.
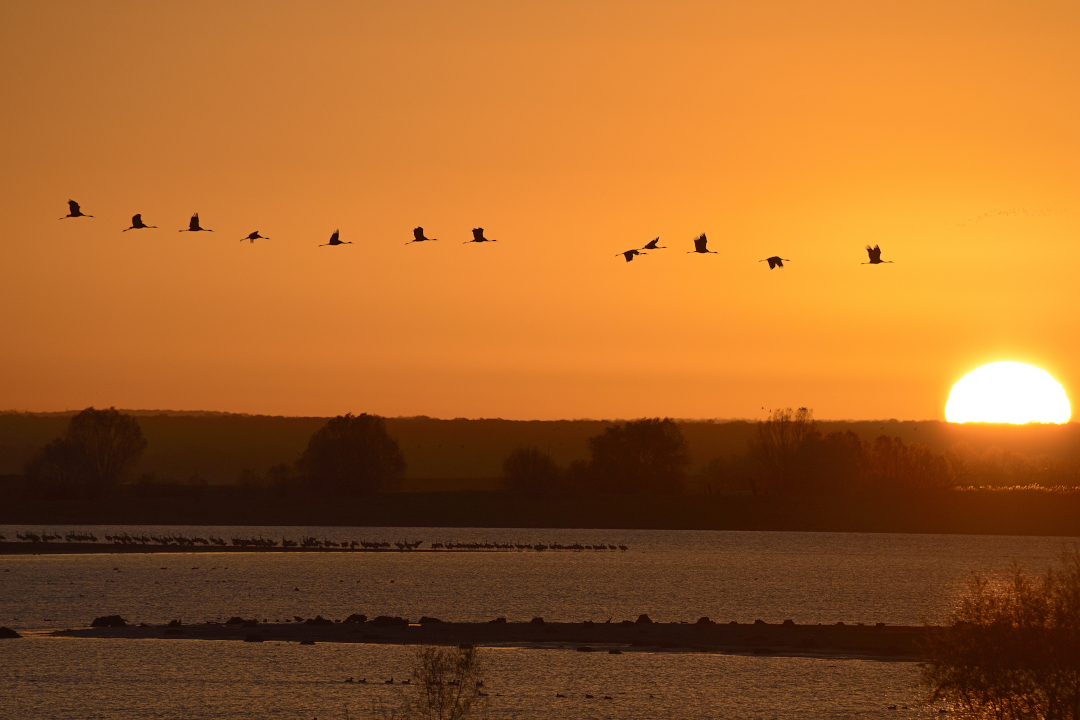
<box><xmin>502</xmin><ymin>446</ymin><xmax>564</xmax><ymax>496</ymax></box>
<box><xmin>586</xmin><ymin>418</ymin><xmax>690</xmax><ymax>494</ymax></box>
<box><xmin>297</xmin><ymin>413</ymin><xmax>405</xmax><ymax>496</ymax></box>
<box><xmin>869</xmin><ymin>435</ymin><xmax>955</xmax><ymax>491</ymax></box>
<box><xmin>746</xmin><ymin>410</ymin><xmax>869</xmax><ymax>495</ymax></box>
<box><xmin>747</xmin><ymin>407</ymin><xmax>818</xmax><ymax>494</ymax></box>
<box><xmin>921</xmin><ymin>548</ymin><xmax>1080</xmax><ymax>719</ymax></box>
<box><xmin>24</xmin><ymin>407</ymin><xmax>147</xmax><ymax>497</ymax></box>
<box><xmin>696</xmin><ymin>453</ymin><xmax>758</xmax><ymax>495</ymax></box>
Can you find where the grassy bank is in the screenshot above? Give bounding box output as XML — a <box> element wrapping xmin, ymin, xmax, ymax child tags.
<box><xmin>2</xmin><ymin>486</ymin><xmax>1079</xmax><ymax>536</ymax></box>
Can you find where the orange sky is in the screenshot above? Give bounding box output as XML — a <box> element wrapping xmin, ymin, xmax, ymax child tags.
<box><xmin>1</xmin><ymin>1</ymin><xmax>1077</xmax><ymax>421</ymax></box>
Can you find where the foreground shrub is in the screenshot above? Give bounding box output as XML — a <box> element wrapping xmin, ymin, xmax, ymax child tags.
<box><xmin>920</xmin><ymin>547</ymin><xmax>1080</xmax><ymax>719</ymax></box>
<box><xmin>373</xmin><ymin>645</ymin><xmax>486</xmax><ymax>720</ymax></box>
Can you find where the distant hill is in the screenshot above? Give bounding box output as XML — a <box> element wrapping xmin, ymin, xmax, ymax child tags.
<box><xmin>0</xmin><ymin>411</ymin><xmax>1077</xmax><ymax>486</ymax></box>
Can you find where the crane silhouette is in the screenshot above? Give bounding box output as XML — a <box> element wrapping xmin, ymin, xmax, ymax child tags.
<box><xmin>61</xmin><ymin>200</ymin><xmax>92</xmax><ymax>219</ymax></box>
<box><xmin>863</xmin><ymin>244</ymin><xmax>893</xmax><ymax>264</ymax></box>
<box><xmin>759</xmin><ymin>256</ymin><xmax>790</xmax><ymax>269</ymax></box>
<box><xmin>319</xmin><ymin>229</ymin><xmax>350</xmax><ymax>247</ymax></box>
<box><xmin>618</xmin><ymin>249</ymin><xmax>645</xmax><ymax>262</ymax></box>
<box><xmin>687</xmin><ymin>233</ymin><xmax>716</xmax><ymax>254</ymax></box>
<box><xmin>124</xmin><ymin>214</ymin><xmax>156</xmax><ymax>231</ymax></box>
<box><xmin>180</xmin><ymin>213</ymin><xmax>212</xmax><ymax>232</ymax></box>
<box><xmin>464</xmin><ymin>228</ymin><xmax>496</xmax><ymax>244</ymax></box>
<box><xmin>241</xmin><ymin>231</ymin><xmax>269</xmax><ymax>243</ymax></box>
<box><xmin>641</xmin><ymin>237</ymin><xmax>665</xmax><ymax>250</ymax></box>
<box><xmin>407</xmin><ymin>227</ymin><xmax>436</xmax><ymax>244</ymax></box>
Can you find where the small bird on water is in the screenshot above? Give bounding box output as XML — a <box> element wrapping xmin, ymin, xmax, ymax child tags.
<box><xmin>759</xmin><ymin>256</ymin><xmax>790</xmax><ymax>269</ymax></box>
<box><xmin>124</xmin><ymin>214</ymin><xmax>156</xmax><ymax>231</ymax></box>
<box><xmin>61</xmin><ymin>200</ymin><xmax>92</xmax><ymax>219</ymax></box>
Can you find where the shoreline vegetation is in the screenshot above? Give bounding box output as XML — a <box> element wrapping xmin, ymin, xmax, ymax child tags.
<box><xmin>4</xmin><ymin>487</ymin><xmax>1080</xmax><ymax>535</ymax></box>
<box><xmin>44</xmin><ymin>617</ymin><xmax>928</xmax><ymax>661</ymax></box>
<box><xmin>2</xmin><ymin>407</ymin><xmax>1078</xmax><ymax>534</ymax></box>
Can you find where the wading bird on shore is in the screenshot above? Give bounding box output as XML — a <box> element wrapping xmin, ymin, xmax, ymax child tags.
<box><xmin>407</xmin><ymin>227</ymin><xmax>436</xmax><ymax>244</ymax></box>
<box><xmin>618</xmin><ymin>249</ymin><xmax>645</xmax><ymax>262</ymax></box>
<box><xmin>319</xmin><ymin>229</ymin><xmax>350</xmax><ymax>247</ymax></box>
<box><xmin>687</xmin><ymin>233</ymin><xmax>716</xmax><ymax>254</ymax></box>
<box><xmin>61</xmin><ymin>200</ymin><xmax>92</xmax><ymax>219</ymax></box>
<box><xmin>241</xmin><ymin>231</ymin><xmax>268</xmax><ymax>243</ymax></box>
<box><xmin>760</xmin><ymin>256</ymin><xmax>789</xmax><ymax>269</ymax></box>
<box><xmin>863</xmin><ymin>244</ymin><xmax>893</xmax><ymax>264</ymax></box>
<box><xmin>464</xmin><ymin>228</ymin><xmax>496</xmax><ymax>243</ymax></box>
<box><xmin>180</xmin><ymin>213</ymin><xmax>212</xmax><ymax>232</ymax></box>
<box><xmin>124</xmin><ymin>214</ymin><xmax>156</xmax><ymax>231</ymax></box>
<box><xmin>641</xmin><ymin>237</ymin><xmax>665</xmax><ymax>250</ymax></box>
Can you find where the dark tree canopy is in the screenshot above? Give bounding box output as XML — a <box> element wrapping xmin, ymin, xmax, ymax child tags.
<box><xmin>24</xmin><ymin>407</ymin><xmax>147</xmax><ymax>496</ymax></box>
<box><xmin>298</xmin><ymin>413</ymin><xmax>406</xmax><ymax>496</ymax></box>
<box><xmin>586</xmin><ymin>418</ymin><xmax>690</xmax><ymax>494</ymax></box>
<box><xmin>502</xmin><ymin>446</ymin><xmax>564</xmax><ymax>496</ymax></box>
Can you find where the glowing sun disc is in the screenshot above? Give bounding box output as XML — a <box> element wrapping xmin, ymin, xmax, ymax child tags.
<box><xmin>945</xmin><ymin>362</ymin><xmax>1071</xmax><ymax>424</ymax></box>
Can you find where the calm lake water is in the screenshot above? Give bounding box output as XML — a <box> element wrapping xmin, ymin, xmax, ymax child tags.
<box><xmin>1</xmin><ymin>526</ymin><xmax>1074</xmax><ymax>718</ymax></box>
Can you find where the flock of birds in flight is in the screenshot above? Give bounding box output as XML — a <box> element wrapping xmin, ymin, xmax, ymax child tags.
<box><xmin>60</xmin><ymin>199</ymin><xmax>897</xmax><ymax>265</ymax></box>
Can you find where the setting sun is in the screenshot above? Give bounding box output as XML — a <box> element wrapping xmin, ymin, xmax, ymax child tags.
<box><xmin>945</xmin><ymin>362</ymin><xmax>1071</xmax><ymax>424</ymax></box>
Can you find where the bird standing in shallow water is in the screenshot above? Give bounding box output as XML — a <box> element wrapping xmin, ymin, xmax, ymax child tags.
<box><xmin>61</xmin><ymin>200</ymin><xmax>92</xmax><ymax>219</ymax></box>
<box><xmin>464</xmin><ymin>228</ymin><xmax>496</xmax><ymax>243</ymax></box>
<box><xmin>407</xmin><ymin>227</ymin><xmax>436</xmax><ymax>244</ymax></box>
<box><xmin>687</xmin><ymin>233</ymin><xmax>716</xmax><ymax>254</ymax></box>
<box><xmin>124</xmin><ymin>214</ymin><xmax>156</xmax><ymax>231</ymax></box>
<box><xmin>319</xmin><ymin>229</ymin><xmax>350</xmax><ymax>247</ymax></box>
<box><xmin>242</xmin><ymin>231</ymin><xmax>269</xmax><ymax>243</ymax></box>
<box><xmin>618</xmin><ymin>249</ymin><xmax>645</xmax><ymax>262</ymax></box>
<box><xmin>641</xmin><ymin>237</ymin><xmax>665</xmax><ymax>250</ymax></box>
<box><xmin>863</xmin><ymin>244</ymin><xmax>893</xmax><ymax>264</ymax></box>
<box><xmin>760</xmin><ymin>256</ymin><xmax>789</xmax><ymax>269</ymax></box>
<box><xmin>180</xmin><ymin>213</ymin><xmax>212</xmax><ymax>232</ymax></box>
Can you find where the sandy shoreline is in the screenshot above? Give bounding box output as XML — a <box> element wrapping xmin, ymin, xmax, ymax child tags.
<box><xmin>47</xmin><ymin>620</ymin><xmax>929</xmax><ymax>660</ymax></box>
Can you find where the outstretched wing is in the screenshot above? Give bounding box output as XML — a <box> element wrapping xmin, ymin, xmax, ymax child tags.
<box><xmin>694</xmin><ymin>234</ymin><xmax>707</xmax><ymax>252</ymax></box>
<box><xmin>643</xmin><ymin>237</ymin><xmax>659</xmax><ymax>250</ymax></box>
<box><xmin>414</xmin><ymin>227</ymin><xmax>424</xmax><ymax>241</ymax></box>
<box><xmin>132</xmin><ymin>214</ymin><xmax>142</xmax><ymax>225</ymax></box>
<box><xmin>68</xmin><ymin>200</ymin><xmax>80</xmax><ymax>214</ymax></box>
<box><xmin>189</xmin><ymin>213</ymin><xmax>199</xmax><ymax>231</ymax></box>
<box><xmin>472</xmin><ymin>228</ymin><xmax>483</xmax><ymax>241</ymax></box>
<box><xmin>330</xmin><ymin>229</ymin><xmax>339</xmax><ymax>244</ymax></box>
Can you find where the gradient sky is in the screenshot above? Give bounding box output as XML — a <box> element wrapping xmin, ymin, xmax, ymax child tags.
<box><xmin>1</xmin><ymin>1</ymin><xmax>1077</xmax><ymax>420</ymax></box>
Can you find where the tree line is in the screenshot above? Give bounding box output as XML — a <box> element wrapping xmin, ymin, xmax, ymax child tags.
<box><xmin>21</xmin><ymin>406</ymin><xmax>1077</xmax><ymax>498</ymax></box>
<box><xmin>502</xmin><ymin>408</ymin><xmax>1049</xmax><ymax>497</ymax></box>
